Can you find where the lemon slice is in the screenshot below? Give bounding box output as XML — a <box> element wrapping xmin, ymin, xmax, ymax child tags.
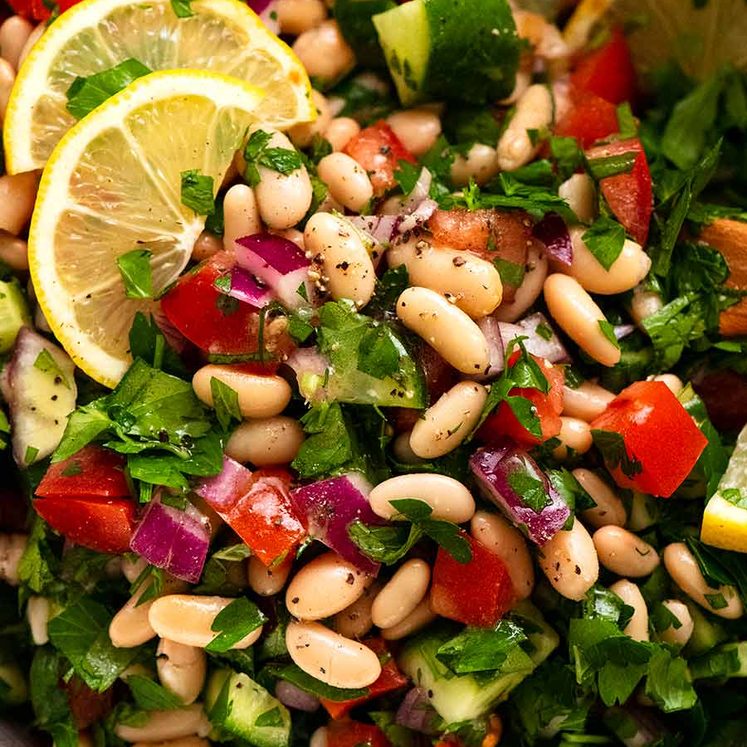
<box><xmin>4</xmin><ymin>0</ymin><xmax>313</xmax><ymax>174</ymax></box>
<box><xmin>29</xmin><ymin>69</ymin><xmax>264</xmax><ymax>387</ymax></box>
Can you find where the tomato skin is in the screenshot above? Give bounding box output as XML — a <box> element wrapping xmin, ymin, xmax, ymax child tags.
<box><xmin>430</xmin><ymin>534</ymin><xmax>515</xmax><ymax>628</ymax></box>
<box><xmin>571</xmin><ymin>28</ymin><xmax>636</xmax><ymax>105</ymax></box>
<box><xmin>327</xmin><ymin>720</ymin><xmax>391</xmax><ymax>747</ymax></box>
<box><xmin>9</xmin><ymin>0</ymin><xmax>81</xmax><ymax>21</ymax></box>
<box><xmin>590</xmin><ymin>381</ymin><xmax>709</xmax><ymax>497</ymax></box>
<box><xmin>36</xmin><ymin>446</ymin><xmax>130</xmax><ymax>500</ymax></box>
<box><xmin>321</xmin><ymin>639</ymin><xmax>408</xmax><ymax>719</ymax></box>
<box><xmin>343</xmin><ymin>121</ymin><xmax>416</xmax><ymax>196</ymax></box>
<box><xmin>554</xmin><ymin>88</ymin><xmax>620</xmax><ymax>148</ymax></box>
<box><xmin>586</xmin><ymin>138</ymin><xmax>653</xmax><ymax>246</ymax></box>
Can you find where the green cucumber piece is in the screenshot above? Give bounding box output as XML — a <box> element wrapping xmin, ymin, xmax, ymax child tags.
<box><xmin>334</xmin><ymin>0</ymin><xmax>396</xmax><ymax>67</ymax></box>
<box><xmin>683</xmin><ymin>600</ymin><xmax>728</xmax><ymax>657</ymax></box>
<box><xmin>0</xmin><ymin>279</ymin><xmax>30</xmax><ymax>354</ymax></box>
<box><xmin>690</xmin><ymin>641</ymin><xmax>747</xmax><ymax>680</ymax></box>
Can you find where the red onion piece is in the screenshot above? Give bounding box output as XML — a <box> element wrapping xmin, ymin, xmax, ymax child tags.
<box><xmin>395</xmin><ymin>688</ymin><xmax>440</xmax><ymax>735</ymax></box>
<box><xmin>348</xmin><ymin>215</ymin><xmax>400</xmax><ymax>245</ymax></box>
<box><xmin>614</xmin><ymin>323</ymin><xmax>635</xmax><ymax>341</ymax></box>
<box><xmin>224</xmin><ymin>267</ymin><xmax>272</xmax><ymax>308</ymax></box>
<box><xmin>469</xmin><ymin>446</ymin><xmax>570</xmax><ymax>545</ymax></box>
<box><xmin>248</xmin><ymin>0</ymin><xmax>273</xmax><ymax>10</ymax></box>
<box><xmin>498</xmin><ymin>312</ymin><xmax>569</xmax><ymax>363</ymax></box>
<box><xmin>194</xmin><ymin>456</ymin><xmax>254</xmax><ymax>512</ymax></box>
<box><xmin>401</xmin><ymin>167</ymin><xmax>432</xmax><ymax>212</ymax></box>
<box><xmin>476</xmin><ymin>316</ymin><xmax>506</xmax><ymax>380</ymax></box>
<box><xmin>397</xmin><ymin>198</ymin><xmax>438</xmax><ymax>234</ymax></box>
<box><xmin>533</xmin><ymin>213</ymin><xmax>572</xmax><ymax>266</ymax></box>
<box><xmin>286</xmin><ymin>347</ymin><xmax>330</xmax><ymax>403</ymax></box>
<box><xmin>275</xmin><ymin>681</ymin><xmax>320</xmax><ymax>712</ymax></box>
<box><xmin>129</xmin><ymin>500</ymin><xmax>210</xmax><ymax>583</ymax></box>
<box><xmin>290</xmin><ymin>473</ymin><xmax>384</xmax><ymax>575</ymax></box>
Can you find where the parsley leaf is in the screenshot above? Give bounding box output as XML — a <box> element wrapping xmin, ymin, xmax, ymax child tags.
<box><xmin>493</xmin><ymin>257</ymin><xmax>525</xmax><ymax>288</ymax></box>
<box><xmin>582</xmin><ymin>216</ymin><xmax>626</xmax><ymax>271</ymax></box>
<box><xmin>587</xmin><ymin>151</ymin><xmax>638</xmax><ymax>180</ymax></box>
<box><xmin>116</xmin><ymin>248</ymin><xmax>153</xmax><ymax>299</ymax></box>
<box><xmin>347</xmin><ymin>521</ymin><xmax>422</xmax><ymax>565</ymax></box>
<box><xmin>264</xmin><ymin>663</ymin><xmax>368</xmax><ymax>702</ymax></box>
<box><xmin>66</xmin><ymin>59</ymin><xmax>151</xmax><ymax>119</ymax></box>
<box><xmin>34</xmin><ymin>348</ymin><xmax>71</xmax><ymax>388</ymax></box>
<box><xmin>644</xmin><ymin>648</ymin><xmax>697</xmax><ymax>712</ymax></box>
<box><xmin>357</xmin><ymin>326</ymin><xmax>400</xmax><ymax>379</ymax></box>
<box><xmin>591</xmin><ymin>429</ymin><xmax>643</xmax><ymax>479</ymax></box>
<box><xmin>29</xmin><ymin>648</ymin><xmax>78</xmax><ymax>747</ymax></box>
<box><xmin>393</xmin><ymin>160</ymin><xmax>422</xmax><ymax>195</ymax></box>
<box><xmin>206</xmin><ymin>597</ymin><xmax>267</xmax><ymax>653</ymax></box>
<box><xmin>170</xmin><ymin>0</ymin><xmax>193</xmax><ymax>16</ymax></box>
<box><xmin>180</xmin><ymin>169</ymin><xmax>215</xmax><ymax>215</ymax></box>
<box><xmin>292</xmin><ymin>403</ymin><xmax>358</xmax><ymax>478</ymax></box>
<box><xmin>126</xmin><ymin>675</ymin><xmax>183</xmax><ymax>710</ymax></box>
<box><xmin>210</xmin><ymin>377</ymin><xmax>241</xmax><ymax>431</ymax></box>
<box><xmin>366</xmin><ymin>266</ymin><xmax>409</xmax><ymax>318</ymax></box>
<box><xmin>598</xmin><ymin>319</ymin><xmax>620</xmax><ymax>349</ymax></box>
<box><xmin>243</xmin><ymin>129</ymin><xmax>302</xmax><ymax>186</ymax></box>
<box><xmin>507</xmin><ymin>469</ymin><xmax>549</xmax><ymax>513</ymax></box>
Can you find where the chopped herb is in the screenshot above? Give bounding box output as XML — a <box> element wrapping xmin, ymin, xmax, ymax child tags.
<box><xmin>170</xmin><ymin>0</ymin><xmax>193</xmax><ymax>17</ymax></box>
<box><xmin>210</xmin><ymin>377</ymin><xmax>241</xmax><ymax>431</ymax></box>
<box><xmin>348</xmin><ymin>520</ymin><xmax>422</xmax><ymax>565</ymax></box>
<box><xmin>34</xmin><ymin>348</ymin><xmax>70</xmax><ymax>388</ymax></box>
<box><xmin>616</xmin><ymin>102</ymin><xmax>638</xmax><ymax>138</ymax></box>
<box><xmin>127</xmin><ymin>675</ymin><xmax>183</xmax><ymax>710</ymax></box>
<box><xmin>393</xmin><ymin>160</ymin><xmax>422</xmax><ymax>195</ymax></box>
<box><xmin>180</xmin><ymin>169</ymin><xmax>215</xmax><ymax>215</ymax></box>
<box><xmin>116</xmin><ymin>248</ymin><xmax>154</xmax><ymax>299</ymax></box>
<box><xmin>722</xmin><ymin>487</ymin><xmax>747</xmax><ymax>509</ymax></box>
<box><xmin>591</xmin><ymin>429</ymin><xmax>643</xmax><ymax>480</ymax></box>
<box><xmin>582</xmin><ymin>216</ymin><xmax>626</xmax><ymax>271</ymax></box>
<box><xmin>243</xmin><ymin>129</ymin><xmax>302</xmax><ymax>186</ymax></box>
<box><xmin>587</xmin><ymin>152</ymin><xmax>638</xmax><ymax>180</ymax></box>
<box><xmin>704</xmin><ymin>592</ymin><xmax>728</xmax><ymax>610</ymax></box>
<box><xmin>507</xmin><ymin>469</ymin><xmax>549</xmax><ymax>513</ymax></box>
<box><xmin>25</xmin><ymin>445</ymin><xmax>39</xmax><ymax>464</ymax></box>
<box><xmin>66</xmin><ymin>59</ymin><xmax>151</xmax><ymax>119</ymax></box>
<box><xmin>493</xmin><ymin>257</ymin><xmax>525</xmax><ymax>288</ymax></box>
<box><xmin>598</xmin><ymin>320</ymin><xmax>621</xmax><ymax>349</ymax></box>
<box><xmin>206</xmin><ymin>597</ymin><xmax>267</xmax><ymax>653</ymax></box>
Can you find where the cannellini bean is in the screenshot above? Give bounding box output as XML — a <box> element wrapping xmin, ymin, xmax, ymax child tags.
<box><xmin>286</xmin><ymin>552</ymin><xmax>368</xmax><ymax>620</ymax></box>
<box><xmin>292</xmin><ymin>20</ymin><xmax>355</xmax><ymax>84</ymax></box>
<box><xmin>558</xmin><ymin>173</ymin><xmax>596</xmax><ymax>224</ymax></box>
<box><xmin>149</xmin><ymin>595</ymin><xmax>263</xmax><ymax>648</ymax></box>
<box><xmin>562</xmin><ymin>381</ymin><xmax>615</xmax><ymax>422</ymax></box>
<box><xmin>0</xmin><ymin>171</ymin><xmax>39</xmax><ymax>235</ymax></box>
<box><xmin>497</xmin><ymin>84</ymin><xmax>553</xmax><ymax>172</ymax></box>
<box><xmin>0</xmin><ymin>231</ymin><xmax>29</xmax><ymax>271</ymax></box>
<box><xmin>191</xmin><ymin>231</ymin><xmax>223</xmax><ymax>262</ymax></box>
<box><xmin>132</xmin><ymin>739</ymin><xmax>209</xmax><ymax>747</ymax></box>
<box><xmin>610</xmin><ymin>579</ymin><xmax>649</xmax><ymax>641</ymax></box>
<box><xmin>538</xmin><ymin>518</ymin><xmax>599</xmax><ymax>601</ymax></box>
<box><xmin>323</xmin><ymin>116</ymin><xmax>360</xmax><ymax>151</ymax></box>
<box><xmin>371</xmin><ymin>559</ymin><xmax>431</xmax><ymax>629</ymax></box>
<box><xmin>248</xmin><ymin>554</ymin><xmax>293</xmax><ymax>597</ymax></box>
<box><xmin>156</xmin><ymin>639</ymin><xmax>207</xmax><ymax>705</ymax></box>
<box><xmin>391</xmin><ymin>432</ymin><xmax>426</xmax><ymax>465</ymax></box>
<box><xmin>626</xmin><ymin>491</ymin><xmax>658</xmax><ymax>532</ymax></box>
<box><xmin>450</xmin><ymin>143</ymin><xmax>499</xmax><ymax>187</ymax></box>
<box><xmin>386</xmin><ymin>108</ymin><xmax>442</xmax><ymax>157</ymax></box>
<box><xmin>252</xmin><ymin>129</ymin><xmax>312</xmax><ymax>229</ymax></box>
<box><xmin>574</xmin><ymin>468</ymin><xmax>627</xmax><ymax>528</ymax></box>
<box><xmin>16</xmin><ymin>22</ymin><xmax>43</xmax><ymax>69</ymax></box>
<box><xmin>317</xmin><ymin>152</ymin><xmax>374</xmax><ymax>212</ymax></box>
<box><xmin>27</xmin><ymin>596</ymin><xmax>50</xmax><ymax>645</ymax></box>
<box><xmin>0</xmin><ymin>16</ymin><xmax>34</xmax><ymax>70</ymax></box>
<box><xmin>276</xmin><ymin>0</ymin><xmax>327</xmax><ymax>35</ymax></box>
<box><xmin>122</xmin><ymin>555</ymin><xmax>148</xmax><ymax>583</ymax></box>
<box><xmin>369</xmin><ymin>473</ymin><xmax>476</xmax><ymax>523</ymax></box>
<box><xmin>649</xmin><ymin>373</ymin><xmax>683</xmax><ymax>396</ymax></box>
<box><xmin>272</xmin><ymin>227</ymin><xmax>305</xmax><ymax>249</ymax></box>
<box><xmin>286</xmin><ymin>621</ymin><xmax>381</xmax><ymax>688</ymax></box>
<box><xmin>544</xmin><ymin>274</ymin><xmax>621</xmax><ymax>367</ymax></box>
<box><xmin>396</xmin><ymin>286</ymin><xmax>490</xmax><ymax>374</ymax></box>
<box><xmin>593</xmin><ymin>526</ymin><xmax>660</xmax><ymax>577</ymax></box>
<box><xmin>334</xmin><ymin>581</ymin><xmax>380</xmax><ymax>639</ymax></box>
<box><xmin>494</xmin><ymin>241</ymin><xmax>547</xmax><ymax>322</ymax></box>
<box><xmin>0</xmin><ymin>533</ymin><xmax>27</xmax><ymax>586</ymax></box>
<box><xmin>629</xmin><ymin>284</ymin><xmax>663</xmax><ymax>327</ymax></box>
<box><xmin>380</xmin><ymin>599</ymin><xmax>437</xmax><ymax>640</ymax></box>
<box><xmin>222</xmin><ymin>184</ymin><xmax>261</xmax><ymax>252</ymax></box>
<box><xmin>565</xmin><ymin>228</ymin><xmax>651</xmax><ymax>294</ymax></box>
<box><xmin>0</xmin><ymin>57</ymin><xmax>14</xmax><ymax>121</ymax></box>
<box><xmin>657</xmin><ymin>599</ymin><xmax>693</xmax><ymax>648</ymax></box>
<box><xmin>387</xmin><ymin>238</ymin><xmax>503</xmax><ymax>318</ymax></box>
<box><xmin>226</xmin><ymin>416</ymin><xmax>304</xmax><ymax>466</ymax></box>
<box><xmin>115</xmin><ymin>705</ymin><xmax>210</xmax><ymax>743</ymax></box>
<box><xmin>409</xmin><ymin>382</ymin><xmax>487</xmax><ymax>459</ymax></box>
<box><xmin>289</xmin><ymin>89</ymin><xmax>332</xmax><ymax>148</ymax></box>
<box><xmin>192</xmin><ymin>365</ymin><xmax>291</xmax><ymax>419</ymax></box>
<box><xmin>470</xmin><ymin>511</ymin><xmax>534</xmax><ymax>599</ymax></box>
<box><xmin>309</xmin><ymin>727</ymin><xmax>328</xmax><ymax>747</ymax></box>
<box><xmin>552</xmin><ymin>416</ymin><xmax>592</xmax><ymax>460</ymax></box>
<box><xmin>663</xmin><ymin>543</ymin><xmax>743</xmax><ymax>620</ymax></box>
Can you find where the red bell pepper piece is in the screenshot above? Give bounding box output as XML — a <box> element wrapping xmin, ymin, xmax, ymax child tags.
<box><xmin>430</xmin><ymin>534</ymin><xmax>515</xmax><ymax>628</ymax></box>
<box><xmin>8</xmin><ymin>0</ymin><xmax>81</xmax><ymax>22</ymax></box>
<box><xmin>321</xmin><ymin>638</ymin><xmax>408</xmax><ymax>719</ymax></box>
<box><xmin>327</xmin><ymin>720</ymin><xmax>391</xmax><ymax>747</ymax></box>
<box><xmin>36</xmin><ymin>445</ymin><xmax>130</xmax><ymax>500</ymax></box>
<box><xmin>586</xmin><ymin>137</ymin><xmax>653</xmax><ymax>246</ymax></box>
<box><xmin>590</xmin><ymin>381</ymin><xmax>708</xmax><ymax>497</ymax></box>
<box><xmin>343</xmin><ymin>121</ymin><xmax>416</xmax><ymax>196</ymax></box>
<box><xmin>33</xmin><ymin>495</ymin><xmax>136</xmax><ymax>554</ymax></box>
<box><xmin>478</xmin><ymin>354</ymin><xmax>564</xmax><ymax>447</ymax></box>
<box><xmin>571</xmin><ymin>28</ymin><xmax>637</xmax><ymax>105</ymax></box>
<box><xmin>554</xmin><ymin>88</ymin><xmax>620</xmax><ymax>149</ymax></box>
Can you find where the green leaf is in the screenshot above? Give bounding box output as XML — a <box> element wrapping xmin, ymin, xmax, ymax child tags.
<box><xmin>34</xmin><ymin>348</ymin><xmax>71</xmax><ymax>388</ymax></box>
<box><xmin>547</xmin><ymin>468</ymin><xmax>596</xmax><ymax>519</ymax></box>
<box><xmin>616</xmin><ymin>102</ymin><xmax>638</xmax><ymax>138</ymax></box>
<box><xmin>29</xmin><ymin>648</ymin><xmax>78</xmax><ymax>747</ymax></box>
<box><xmin>393</xmin><ymin>160</ymin><xmax>421</xmax><ymax>195</ymax></box>
<box><xmin>582</xmin><ymin>216</ymin><xmax>626</xmax><ymax>271</ymax></box>
<box><xmin>493</xmin><ymin>257</ymin><xmax>525</xmax><ymax>288</ymax></box>
<box><xmin>170</xmin><ymin>0</ymin><xmax>193</xmax><ymax>17</ymax></box>
<box><xmin>507</xmin><ymin>469</ymin><xmax>549</xmax><ymax>513</ymax></box>
<box><xmin>128</xmin><ymin>312</ymin><xmax>187</xmax><ymax>377</ymax></box>
<box><xmin>550</xmin><ymin>136</ymin><xmax>584</xmax><ymax>181</ymax></box>
<box><xmin>292</xmin><ymin>403</ymin><xmax>358</xmax><ymax>478</ymax></box>
<box><xmin>597</xmin><ymin>320</ymin><xmax>620</xmax><ymax>349</ymax></box>
<box><xmin>180</xmin><ymin>169</ymin><xmax>215</xmax><ymax>215</ymax></box>
<box><xmin>65</xmin><ymin>58</ymin><xmax>151</xmax><ymax>119</ymax></box>
<box><xmin>242</xmin><ymin>129</ymin><xmax>302</xmax><ymax>185</ymax></box>
<box><xmin>126</xmin><ymin>675</ymin><xmax>184</xmax><ymax>710</ymax></box>
<box><xmin>210</xmin><ymin>377</ymin><xmax>241</xmax><ymax>431</ymax></box>
<box><xmin>116</xmin><ymin>249</ymin><xmax>154</xmax><ymax>299</ymax></box>
<box><xmin>367</xmin><ymin>266</ymin><xmax>409</xmax><ymax>318</ymax></box>
<box><xmin>347</xmin><ymin>520</ymin><xmax>422</xmax><ymax>565</ymax></box>
<box><xmin>591</xmin><ymin>429</ymin><xmax>643</xmax><ymax>480</ymax></box>
<box><xmin>587</xmin><ymin>152</ymin><xmax>637</xmax><ymax>180</ymax></box>
<box><xmin>583</xmin><ymin>585</ymin><xmax>634</xmax><ymax>630</ymax></box>
<box><xmin>206</xmin><ymin>597</ymin><xmax>267</xmax><ymax>653</ymax></box>
<box><xmin>644</xmin><ymin>648</ymin><xmax>697</xmax><ymax>713</ymax></box>
<box><xmin>264</xmin><ymin>663</ymin><xmax>368</xmax><ymax>701</ymax></box>
<box><xmin>357</xmin><ymin>326</ymin><xmax>400</xmax><ymax>379</ymax></box>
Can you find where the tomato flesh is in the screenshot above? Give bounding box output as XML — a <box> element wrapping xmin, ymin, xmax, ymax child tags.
<box><xmin>590</xmin><ymin>381</ymin><xmax>709</xmax><ymax>497</ymax></box>
<box><xmin>327</xmin><ymin>720</ymin><xmax>391</xmax><ymax>747</ymax></box>
<box><xmin>571</xmin><ymin>28</ymin><xmax>636</xmax><ymax>105</ymax></box>
<box><xmin>8</xmin><ymin>0</ymin><xmax>81</xmax><ymax>21</ymax></box>
<box><xmin>554</xmin><ymin>87</ymin><xmax>620</xmax><ymax>148</ymax></box>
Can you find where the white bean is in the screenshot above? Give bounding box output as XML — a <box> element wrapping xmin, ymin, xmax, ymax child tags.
<box><xmin>544</xmin><ymin>273</ymin><xmax>621</xmax><ymax>367</ymax></box>
<box><xmin>317</xmin><ymin>152</ymin><xmax>374</xmax><ymax>212</ymax></box>
<box><xmin>156</xmin><ymin>639</ymin><xmax>207</xmax><ymax>705</ymax></box>
<box><xmin>323</xmin><ymin>116</ymin><xmax>360</xmax><ymax>151</ymax></box>
<box><xmin>562</xmin><ymin>381</ymin><xmax>615</xmax><ymax>422</ymax></box>
<box><xmin>565</xmin><ymin>228</ymin><xmax>651</xmax><ymax>294</ymax></box>
<box><xmin>657</xmin><ymin>599</ymin><xmax>693</xmax><ymax>648</ymax></box>
<box><xmin>305</xmin><ymin>212</ymin><xmax>376</xmax><ymax>307</ymax></box>
<box><xmin>380</xmin><ymin>599</ymin><xmax>437</xmax><ymax>640</ymax></box>
<box><xmin>470</xmin><ymin>511</ymin><xmax>534</xmax><ymax>599</ymax></box>
<box><xmin>391</xmin><ymin>432</ymin><xmax>426</xmax><ymax>465</ymax></box>
<box><xmin>309</xmin><ymin>727</ymin><xmax>328</xmax><ymax>747</ymax></box>
<box><xmin>276</xmin><ymin>0</ymin><xmax>327</xmax><ymax>35</ymax></box>
<box><xmin>252</xmin><ymin>129</ymin><xmax>312</xmax><ymax>230</ymax></box>
<box><xmin>369</xmin><ymin>473</ymin><xmax>475</xmax><ymax>523</ymax></box>
<box><xmin>0</xmin><ymin>57</ymin><xmax>14</xmax><ymax>121</ymax></box>
<box><xmin>115</xmin><ymin>705</ymin><xmax>211</xmax><ymax>743</ymax></box>
<box><xmin>226</xmin><ymin>416</ymin><xmax>304</xmax><ymax>466</ymax></box>
<box><xmin>122</xmin><ymin>555</ymin><xmax>148</xmax><ymax>583</ymax></box>
<box><xmin>387</xmin><ymin>238</ymin><xmax>503</xmax><ymax>318</ymax></box>
<box><xmin>610</xmin><ymin>579</ymin><xmax>649</xmax><ymax>641</ymax></box>
<box><xmin>409</xmin><ymin>382</ymin><xmax>487</xmax><ymax>459</ymax></box>
<box><xmin>450</xmin><ymin>143</ymin><xmax>499</xmax><ymax>187</ymax></box>
<box><xmin>149</xmin><ymin>595</ymin><xmax>264</xmax><ymax>648</ymax></box>
<box><xmin>371</xmin><ymin>559</ymin><xmax>431</xmax><ymax>629</ymax></box>
<box><xmin>286</xmin><ymin>552</ymin><xmax>368</xmax><ymax>620</ymax></box>
<box><xmin>0</xmin><ymin>533</ymin><xmax>26</xmax><ymax>586</ymax></box>
<box><xmin>272</xmin><ymin>227</ymin><xmax>305</xmax><ymax>249</ymax></box>
<box><xmin>0</xmin><ymin>171</ymin><xmax>39</xmax><ymax>235</ymax></box>
<box><xmin>537</xmin><ymin>517</ymin><xmax>599</xmax><ymax>601</ymax></box>
<box><xmin>629</xmin><ymin>284</ymin><xmax>663</xmax><ymax>328</ymax></box>
<box><xmin>222</xmin><ymin>184</ymin><xmax>261</xmax><ymax>252</ymax></box>
<box><xmin>27</xmin><ymin>596</ymin><xmax>50</xmax><ymax>645</ymax></box>
<box><xmin>0</xmin><ymin>16</ymin><xmax>34</xmax><ymax>70</ymax></box>
<box><xmin>289</xmin><ymin>89</ymin><xmax>332</xmax><ymax>148</ymax></box>
<box><xmin>334</xmin><ymin>581</ymin><xmax>380</xmax><ymax>639</ymax></box>
<box><xmin>191</xmin><ymin>231</ymin><xmax>223</xmax><ymax>262</ymax></box>
<box><xmin>192</xmin><ymin>365</ymin><xmax>291</xmax><ymax>419</ymax></box>
<box><xmin>552</xmin><ymin>416</ymin><xmax>592</xmax><ymax>460</ymax></box>
<box><xmin>649</xmin><ymin>373</ymin><xmax>683</xmax><ymax>396</ymax></box>
<box><xmin>573</xmin><ymin>468</ymin><xmax>626</xmax><ymax>528</ymax></box>
<box><xmin>286</xmin><ymin>621</ymin><xmax>381</xmax><ymax>688</ymax></box>
<box><xmin>497</xmin><ymin>84</ymin><xmax>553</xmax><ymax>172</ymax></box>
<box><xmin>663</xmin><ymin>543</ymin><xmax>743</xmax><ymax>620</ymax></box>
<box><xmin>593</xmin><ymin>526</ymin><xmax>660</xmax><ymax>577</ymax></box>
<box><xmin>494</xmin><ymin>241</ymin><xmax>547</xmax><ymax>323</ymax></box>
<box><xmin>248</xmin><ymin>554</ymin><xmax>293</xmax><ymax>597</ymax></box>
<box><xmin>386</xmin><ymin>108</ymin><xmax>442</xmax><ymax>157</ymax></box>
<box><xmin>292</xmin><ymin>20</ymin><xmax>355</xmax><ymax>84</ymax></box>
<box><xmin>626</xmin><ymin>491</ymin><xmax>658</xmax><ymax>532</ymax></box>
<box><xmin>396</xmin><ymin>286</ymin><xmax>490</xmax><ymax>374</ymax></box>
<box><xmin>558</xmin><ymin>173</ymin><xmax>596</xmax><ymax>224</ymax></box>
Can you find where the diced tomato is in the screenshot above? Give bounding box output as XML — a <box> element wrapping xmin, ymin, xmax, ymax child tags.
<box><xmin>343</xmin><ymin>121</ymin><xmax>416</xmax><ymax>196</ymax></box>
<box><xmin>586</xmin><ymin>138</ymin><xmax>653</xmax><ymax>246</ymax></box>
<box><xmin>36</xmin><ymin>446</ymin><xmax>130</xmax><ymax>500</ymax></box>
<box><xmin>8</xmin><ymin>0</ymin><xmax>81</xmax><ymax>22</ymax></box>
<box><xmin>590</xmin><ymin>381</ymin><xmax>708</xmax><ymax>497</ymax></box>
<box><xmin>63</xmin><ymin>677</ymin><xmax>113</xmax><ymax>729</ymax></box>
<box><xmin>479</xmin><ymin>354</ymin><xmax>564</xmax><ymax>447</ymax></box>
<box><xmin>321</xmin><ymin>639</ymin><xmax>408</xmax><ymax>719</ymax></box>
<box><xmin>430</xmin><ymin>534</ymin><xmax>515</xmax><ymax>628</ymax></box>
<box><xmin>33</xmin><ymin>495</ymin><xmax>136</xmax><ymax>554</ymax></box>
<box><xmin>571</xmin><ymin>28</ymin><xmax>636</xmax><ymax>105</ymax></box>
<box><xmin>554</xmin><ymin>87</ymin><xmax>620</xmax><ymax>149</ymax></box>
<box><xmin>327</xmin><ymin>720</ymin><xmax>391</xmax><ymax>747</ymax></box>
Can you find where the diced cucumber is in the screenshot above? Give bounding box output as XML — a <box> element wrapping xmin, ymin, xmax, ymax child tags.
<box><xmin>334</xmin><ymin>0</ymin><xmax>396</xmax><ymax>67</ymax></box>
<box><xmin>0</xmin><ymin>279</ymin><xmax>30</xmax><ymax>354</ymax></box>
<box><xmin>206</xmin><ymin>669</ymin><xmax>291</xmax><ymax>747</ymax></box>
<box><xmin>683</xmin><ymin>601</ymin><xmax>728</xmax><ymax>657</ymax></box>
<box><xmin>690</xmin><ymin>641</ymin><xmax>747</xmax><ymax>680</ymax></box>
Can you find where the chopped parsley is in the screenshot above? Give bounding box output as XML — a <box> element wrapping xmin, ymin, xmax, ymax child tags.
<box><xmin>116</xmin><ymin>248</ymin><xmax>154</xmax><ymax>299</ymax></box>
<box><xmin>581</xmin><ymin>216</ymin><xmax>626</xmax><ymax>270</ymax></box>
<box><xmin>243</xmin><ymin>129</ymin><xmax>303</xmax><ymax>187</ymax></box>
<box><xmin>180</xmin><ymin>169</ymin><xmax>215</xmax><ymax>216</ymax></box>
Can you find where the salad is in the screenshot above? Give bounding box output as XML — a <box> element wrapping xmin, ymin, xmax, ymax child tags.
<box><xmin>1</xmin><ymin>0</ymin><xmax>747</xmax><ymax>745</ymax></box>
